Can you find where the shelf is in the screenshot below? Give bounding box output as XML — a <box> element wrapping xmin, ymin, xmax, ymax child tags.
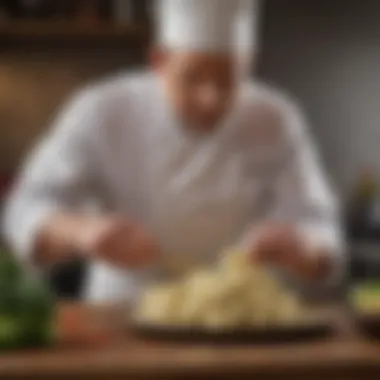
<box><xmin>0</xmin><ymin>20</ymin><xmax>150</xmax><ymax>40</ymax></box>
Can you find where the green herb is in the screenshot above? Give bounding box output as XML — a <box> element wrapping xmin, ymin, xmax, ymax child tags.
<box><xmin>0</xmin><ymin>249</ymin><xmax>55</xmax><ymax>350</ymax></box>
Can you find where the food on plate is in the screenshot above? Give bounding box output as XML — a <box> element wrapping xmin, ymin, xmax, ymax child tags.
<box><xmin>135</xmin><ymin>249</ymin><xmax>307</xmax><ymax>329</ymax></box>
<box><xmin>134</xmin><ymin>284</ymin><xmax>185</xmax><ymax>325</ymax></box>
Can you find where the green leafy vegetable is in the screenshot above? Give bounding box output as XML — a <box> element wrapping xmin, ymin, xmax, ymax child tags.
<box><xmin>0</xmin><ymin>249</ymin><xmax>55</xmax><ymax>350</ymax></box>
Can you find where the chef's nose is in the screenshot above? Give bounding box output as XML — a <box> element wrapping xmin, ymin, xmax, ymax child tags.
<box><xmin>198</xmin><ymin>84</ymin><xmax>222</xmax><ymax>110</ymax></box>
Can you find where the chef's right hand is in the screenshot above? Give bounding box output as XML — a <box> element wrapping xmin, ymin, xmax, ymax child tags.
<box><xmin>76</xmin><ymin>216</ymin><xmax>160</xmax><ymax>269</ymax></box>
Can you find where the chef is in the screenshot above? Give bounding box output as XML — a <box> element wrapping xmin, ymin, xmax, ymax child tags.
<box><xmin>3</xmin><ymin>0</ymin><xmax>345</xmax><ymax>303</ymax></box>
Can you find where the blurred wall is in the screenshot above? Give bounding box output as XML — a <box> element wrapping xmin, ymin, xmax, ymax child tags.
<box><xmin>258</xmin><ymin>0</ymin><xmax>380</xmax><ymax>195</ymax></box>
<box><xmin>0</xmin><ymin>42</ymin><xmax>145</xmax><ymax>172</ymax></box>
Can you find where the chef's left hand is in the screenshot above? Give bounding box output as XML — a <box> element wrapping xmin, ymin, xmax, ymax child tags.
<box><xmin>248</xmin><ymin>223</ymin><xmax>331</xmax><ymax>282</ymax></box>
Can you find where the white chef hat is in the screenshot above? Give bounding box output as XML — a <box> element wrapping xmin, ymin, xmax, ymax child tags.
<box><xmin>235</xmin><ymin>0</ymin><xmax>261</xmax><ymax>56</ymax></box>
<box><xmin>156</xmin><ymin>0</ymin><xmax>259</xmax><ymax>55</ymax></box>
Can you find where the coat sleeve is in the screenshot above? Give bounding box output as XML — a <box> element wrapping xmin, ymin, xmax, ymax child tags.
<box><xmin>2</xmin><ymin>89</ymin><xmax>103</xmax><ymax>261</ymax></box>
<box><xmin>274</xmin><ymin>100</ymin><xmax>345</xmax><ymax>285</ymax></box>
<box><xmin>241</xmin><ymin>97</ymin><xmax>346</xmax><ymax>286</ymax></box>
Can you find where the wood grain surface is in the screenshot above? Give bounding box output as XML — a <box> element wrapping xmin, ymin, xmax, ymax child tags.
<box><xmin>1</xmin><ymin>303</ymin><xmax>380</xmax><ymax>380</ymax></box>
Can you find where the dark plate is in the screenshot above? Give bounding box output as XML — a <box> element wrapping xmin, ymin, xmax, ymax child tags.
<box><xmin>133</xmin><ymin>321</ymin><xmax>333</xmax><ymax>345</ymax></box>
<box><xmin>354</xmin><ymin>313</ymin><xmax>380</xmax><ymax>339</ymax></box>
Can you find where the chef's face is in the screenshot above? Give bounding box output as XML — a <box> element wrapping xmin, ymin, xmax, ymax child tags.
<box><xmin>151</xmin><ymin>49</ymin><xmax>238</xmax><ymax>132</ymax></box>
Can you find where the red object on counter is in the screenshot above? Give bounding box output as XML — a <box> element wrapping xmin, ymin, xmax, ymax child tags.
<box><xmin>57</xmin><ymin>304</ymin><xmax>114</xmax><ymax>348</ymax></box>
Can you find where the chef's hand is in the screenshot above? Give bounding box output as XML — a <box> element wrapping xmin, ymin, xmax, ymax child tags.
<box><xmin>75</xmin><ymin>216</ymin><xmax>160</xmax><ymax>269</ymax></box>
<box><xmin>248</xmin><ymin>224</ymin><xmax>332</xmax><ymax>282</ymax></box>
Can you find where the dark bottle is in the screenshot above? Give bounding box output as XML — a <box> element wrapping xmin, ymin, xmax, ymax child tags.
<box><xmin>18</xmin><ymin>0</ymin><xmax>45</xmax><ymax>18</ymax></box>
<box><xmin>75</xmin><ymin>0</ymin><xmax>113</xmax><ymax>24</ymax></box>
<box><xmin>0</xmin><ymin>0</ymin><xmax>22</xmax><ymax>18</ymax></box>
<box><xmin>347</xmin><ymin>168</ymin><xmax>380</xmax><ymax>282</ymax></box>
<box><xmin>346</xmin><ymin>168</ymin><xmax>378</xmax><ymax>241</ymax></box>
<box><xmin>131</xmin><ymin>0</ymin><xmax>149</xmax><ymax>23</ymax></box>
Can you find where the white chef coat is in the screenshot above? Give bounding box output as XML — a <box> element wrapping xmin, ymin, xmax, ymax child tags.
<box><xmin>2</xmin><ymin>72</ymin><xmax>345</xmax><ymax>303</ymax></box>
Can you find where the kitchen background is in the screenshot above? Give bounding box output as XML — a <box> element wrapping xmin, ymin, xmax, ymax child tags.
<box><xmin>0</xmin><ymin>0</ymin><xmax>379</xmax><ymax>294</ymax></box>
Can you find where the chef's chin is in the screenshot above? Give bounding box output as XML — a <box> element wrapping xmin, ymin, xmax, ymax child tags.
<box><xmin>187</xmin><ymin>114</ymin><xmax>227</xmax><ymax>133</ymax></box>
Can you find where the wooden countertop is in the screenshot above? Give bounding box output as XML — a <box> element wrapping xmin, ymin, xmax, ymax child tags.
<box><xmin>1</xmin><ymin>304</ymin><xmax>380</xmax><ymax>380</ymax></box>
